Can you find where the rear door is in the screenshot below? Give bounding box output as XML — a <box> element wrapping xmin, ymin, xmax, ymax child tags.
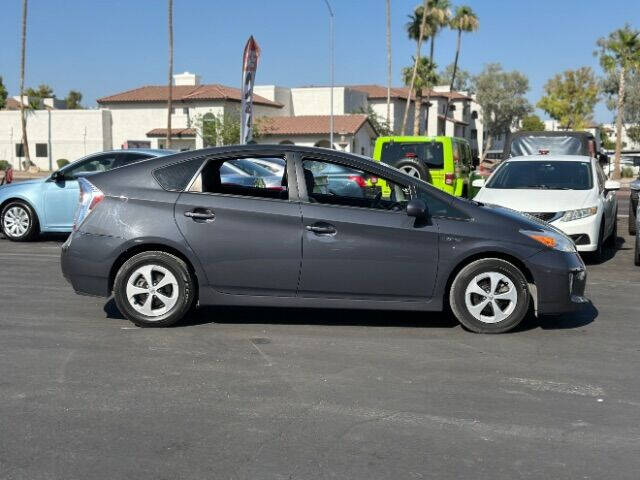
<box><xmin>174</xmin><ymin>152</ymin><xmax>302</xmax><ymax>296</ymax></box>
<box><xmin>295</xmin><ymin>154</ymin><xmax>440</xmax><ymax>300</ymax></box>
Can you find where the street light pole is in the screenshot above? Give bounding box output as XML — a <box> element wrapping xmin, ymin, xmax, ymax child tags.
<box><xmin>323</xmin><ymin>0</ymin><xmax>334</xmax><ymax>149</ymax></box>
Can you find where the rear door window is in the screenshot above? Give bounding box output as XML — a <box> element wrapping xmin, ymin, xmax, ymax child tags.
<box><xmin>380</xmin><ymin>142</ymin><xmax>444</xmax><ymax>169</ymax></box>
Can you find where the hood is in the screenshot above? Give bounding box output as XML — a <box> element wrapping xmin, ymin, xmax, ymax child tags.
<box><xmin>0</xmin><ymin>177</ymin><xmax>46</xmax><ymax>191</ymax></box>
<box><xmin>474</xmin><ymin>188</ymin><xmax>594</xmax><ymax>213</ymax></box>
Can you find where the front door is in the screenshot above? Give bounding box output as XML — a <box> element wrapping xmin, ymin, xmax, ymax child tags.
<box><xmin>296</xmin><ymin>156</ymin><xmax>439</xmax><ymax>300</ymax></box>
<box><xmin>174</xmin><ymin>154</ymin><xmax>301</xmax><ymax>296</ymax></box>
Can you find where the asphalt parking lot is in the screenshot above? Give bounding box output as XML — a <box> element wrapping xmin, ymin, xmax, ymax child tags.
<box><xmin>1</xmin><ymin>201</ymin><xmax>639</xmax><ymax>479</ymax></box>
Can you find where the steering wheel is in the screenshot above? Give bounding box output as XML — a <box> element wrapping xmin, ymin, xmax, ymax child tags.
<box><xmin>370</xmin><ymin>191</ymin><xmax>383</xmax><ymax>209</ymax></box>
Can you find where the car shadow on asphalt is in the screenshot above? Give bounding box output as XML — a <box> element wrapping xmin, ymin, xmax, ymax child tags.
<box><xmin>103</xmin><ymin>298</ymin><xmax>598</xmax><ymax>332</ymax></box>
<box><xmin>581</xmin><ymin>236</ymin><xmax>626</xmax><ymax>265</ymax></box>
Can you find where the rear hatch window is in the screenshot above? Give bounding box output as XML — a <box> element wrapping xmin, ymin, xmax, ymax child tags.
<box><xmin>380</xmin><ymin>142</ymin><xmax>444</xmax><ymax>169</ymax></box>
<box><xmin>510</xmin><ymin>136</ymin><xmax>584</xmax><ymax>157</ymax></box>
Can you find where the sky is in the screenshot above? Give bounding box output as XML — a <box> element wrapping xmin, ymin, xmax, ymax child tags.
<box><xmin>0</xmin><ymin>0</ymin><xmax>638</xmax><ymax>122</ymax></box>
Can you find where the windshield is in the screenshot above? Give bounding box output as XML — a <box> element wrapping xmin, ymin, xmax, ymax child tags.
<box><xmin>510</xmin><ymin>136</ymin><xmax>584</xmax><ymax>157</ymax></box>
<box><xmin>380</xmin><ymin>142</ymin><xmax>444</xmax><ymax>169</ymax></box>
<box><xmin>487</xmin><ymin>160</ymin><xmax>593</xmax><ymax>190</ymax></box>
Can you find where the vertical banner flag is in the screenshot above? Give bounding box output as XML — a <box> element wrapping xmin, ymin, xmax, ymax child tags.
<box><xmin>240</xmin><ymin>36</ymin><xmax>261</xmax><ymax>144</ymax></box>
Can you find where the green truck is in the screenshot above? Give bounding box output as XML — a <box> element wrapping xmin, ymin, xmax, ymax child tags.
<box><xmin>372</xmin><ymin>136</ymin><xmax>481</xmax><ymax>198</ymax></box>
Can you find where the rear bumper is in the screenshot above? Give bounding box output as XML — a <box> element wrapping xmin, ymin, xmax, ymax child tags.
<box><xmin>527</xmin><ymin>249</ymin><xmax>588</xmax><ymax>315</ymax></box>
<box><xmin>61</xmin><ymin>232</ymin><xmax>119</xmax><ymax>297</ymax></box>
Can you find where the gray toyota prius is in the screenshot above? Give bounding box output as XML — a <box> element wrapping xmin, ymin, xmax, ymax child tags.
<box><xmin>61</xmin><ymin>145</ymin><xmax>587</xmax><ymax>333</ymax></box>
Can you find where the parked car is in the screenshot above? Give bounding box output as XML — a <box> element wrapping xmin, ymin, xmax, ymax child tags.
<box><xmin>248</xmin><ymin>157</ymin><xmax>286</xmax><ymax>177</ymax></box>
<box><xmin>61</xmin><ymin>145</ymin><xmax>587</xmax><ymax>334</ymax></box>
<box><xmin>603</xmin><ymin>155</ymin><xmax>640</xmax><ymax>178</ymax></box>
<box><xmin>473</xmin><ymin>155</ymin><xmax>620</xmax><ymax>260</ymax></box>
<box><xmin>0</xmin><ymin>149</ymin><xmax>173</xmax><ymax>241</ymax></box>
<box><xmin>373</xmin><ymin>136</ymin><xmax>481</xmax><ymax>198</ymax></box>
<box><xmin>630</xmin><ymin>177</ymin><xmax>640</xmax><ymax>235</ymax></box>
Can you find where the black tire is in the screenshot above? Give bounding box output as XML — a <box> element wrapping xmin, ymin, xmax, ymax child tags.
<box><xmin>592</xmin><ymin>220</ymin><xmax>605</xmax><ymax>263</ymax></box>
<box><xmin>635</xmin><ymin>234</ymin><xmax>640</xmax><ymax>266</ymax></box>
<box><xmin>393</xmin><ymin>159</ymin><xmax>429</xmax><ymax>181</ymax></box>
<box><xmin>1</xmin><ymin>201</ymin><xmax>39</xmax><ymax>242</ymax></box>
<box><xmin>449</xmin><ymin>258</ymin><xmax>530</xmax><ymax>334</ymax></box>
<box><xmin>605</xmin><ymin>214</ymin><xmax>617</xmax><ymax>248</ymax></box>
<box><xmin>629</xmin><ymin>200</ymin><xmax>636</xmax><ymax>236</ymax></box>
<box><xmin>113</xmin><ymin>251</ymin><xmax>196</xmax><ymax>327</ymax></box>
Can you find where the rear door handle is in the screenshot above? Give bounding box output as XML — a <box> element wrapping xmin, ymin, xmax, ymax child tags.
<box><xmin>184</xmin><ymin>209</ymin><xmax>216</xmax><ymax>222</ymax></box>
<box><xmin>306</xmin><ymin>222</ymin><xmax>337</xmax><ymax>235</ymax></box>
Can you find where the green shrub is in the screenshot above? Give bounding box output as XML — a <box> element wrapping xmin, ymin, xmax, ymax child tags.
<box><xmin>0</xmin><ymin>160</ymin><xmax>9</xmax><ymax>171</ymax></box>
<box><xmin>56</xmin><ymin>159</ymin><xmax>69</xmax><ymax>169</ymax></box>
<box><xmin>622</xmin><ymin>166</ymin><xmax>634</xmax><ymax>178</ymax></box>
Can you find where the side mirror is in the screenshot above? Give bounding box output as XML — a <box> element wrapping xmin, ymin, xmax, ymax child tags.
<box><xmin>604</xmin><ymin>180</ymin><xmax>620</xmax><ymax>191</ymax></box>
<box><xmin>472</xmin><ymin>156</ymin><xmax>480</xmax><ymax>168</ymax></box>
<box><xmin>406</xmin><ymin>198</ymin><xmax>428</xmax><ymax>219</ymax></box>
<box><xmin>51</xmin><ymin>170</ymin><xmax>65</xmax><ymax>182</ymax></box>
<box><xmin>598</xmin><ymin>153</ymin><xmax>609</xmax><ymax>165</ymax></box>
<box><xmin>471</xmin><ymin>178</ymin><xmax>486</xmax><ymax>188</ymax></box>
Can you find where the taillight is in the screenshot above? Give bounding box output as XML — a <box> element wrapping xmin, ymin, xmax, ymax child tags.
<box><xmin>348</xmin><ymin>175</ymin><xmax>367</xmax><ymax>188</ymax></box>
<box><xmin>445</xmin><ymin>173</ymin><xmax>454</xmax><ymax>185</ymax></box>
<box><xmin>73</xmin><ymin>178</ymin><xmax>104</xmax><ymax>231</ymax></box>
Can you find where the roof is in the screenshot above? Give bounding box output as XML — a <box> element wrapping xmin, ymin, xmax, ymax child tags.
<box><xmin>2</xmin><ymin>98</ymin><xmax>22</xmax><ymax>110</ymax></box>
<box><xmin>146</xmin><ymin>128</ymin><xmax>197</xmax><ymax>138</ymax></box>
<box><xmin>507</xmin><ymin>155</ymin><xmax>593</xmax><ymax>162</ymax></box>
<box><xmin>258</xmin><ymin>114</ymin><xmax>373</xmax><ymax>136</ymax></box>
<box><xmin>98</xmin><ymin>84</ymin><xmax>282</xmax><ymax>107</ymax></box>
<box><xmin>349</xmin><ymin>84</ymin><xmax>472</xmax><ymax>102</ymax></box>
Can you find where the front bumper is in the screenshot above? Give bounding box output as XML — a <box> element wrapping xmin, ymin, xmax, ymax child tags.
<box><xmin>550</xmin><ymin>215</ymin><xmax>600</xmax><ymax>252</ymax></box>
<box><xmin>527</xmin><ymin>249</ymin><xmax>588</xmax><ymax>315</ymax></box>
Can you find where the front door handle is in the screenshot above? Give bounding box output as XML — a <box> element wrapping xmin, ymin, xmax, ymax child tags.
<box><xmin>184</xmin><ymin>209</ymin><xmax>216</xmax><ymax>222</ymax></box>
<box><xmin>306</xmin><ymin>222</ymin><xmax>337</xmax><ymax>236</ymax></box>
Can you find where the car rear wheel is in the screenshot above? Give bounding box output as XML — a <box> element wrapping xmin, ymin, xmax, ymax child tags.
<box><xmin>1</xmin><ymin>201</ymin><xmax>39</xmax><ymax>241</ymax></box>
<box><xmin>394</xmin><ymin>159</ymin><xmax>428</xmax><ymax>180</ymax></box>
<box><xmin>449</xmin><ymin>258</ymin><xmax>530</xmax><ymax>333</ymax></box>
<box><xmin>113</xmin><ymin>251</ymin><xmax>195</xmax><ymax>327</ymax></box>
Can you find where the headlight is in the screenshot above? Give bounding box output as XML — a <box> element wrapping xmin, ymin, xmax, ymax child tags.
<box><xmin>520</xmin><ymin>229</ymin><xmax>576</xmax><ymax>252</ymax></box>
<box><xmin>559</xmin><ymin>206</ymin><xmax>597</xmax><ymax>222</ymax></box>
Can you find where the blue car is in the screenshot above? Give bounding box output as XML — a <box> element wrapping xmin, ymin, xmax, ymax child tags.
<box><xmin>0</xmin><ymin>149</ymin><xmax>173</xmax><ymax>241</ymax></box>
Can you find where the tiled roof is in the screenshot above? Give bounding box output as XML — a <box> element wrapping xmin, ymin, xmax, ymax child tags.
<box><xmin>349</xmin><ymin>84</ymin><xmax>471</xmax><ymax>102</ymax></box>
<box><xmin>2</xmin><ymin>97</ymin><xmax>22</xmax><ymax>110</ymax></box>
<box><xmin>98</xmin><ymin>84</ymin><xmax>282</xmax><ymax>107</ymax></box>
<box><xmin>146</xmin><ymin>128</ymin><xmax>196</xmax><ymax>138</ymax></box>
<box><xmin>259</xmin><ymin>114</ymin><xmax>372</xmax><ymax>136</ymax></box>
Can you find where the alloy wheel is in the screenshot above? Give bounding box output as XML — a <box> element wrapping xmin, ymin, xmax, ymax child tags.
<box><xmin>464</xmin><ymin>271</ymin><xmax>518</xmax><ymax>323</ymax></box>
<box><xmin>126</xmin><ymin>264</ymin><xmax>179</xmax><ymax>318</ymax></box>
<box><xmin>3</xmin><ymin>206</ymin><xmax>30</xmax><ymax>238</ymax></box>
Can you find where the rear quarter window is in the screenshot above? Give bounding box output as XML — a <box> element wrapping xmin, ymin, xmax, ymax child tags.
<box><xmin>154</xmin><ymin>158</ymin><xmax>204</xmax><ymax>191</ymax></box>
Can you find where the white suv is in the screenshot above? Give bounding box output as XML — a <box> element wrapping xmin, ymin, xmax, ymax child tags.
<box><xmin>473</xmin><ymin>155</ymin><xmax>620</xmax><ymax>259</ymax></box>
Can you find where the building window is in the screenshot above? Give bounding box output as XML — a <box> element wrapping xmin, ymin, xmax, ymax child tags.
<box><xmin>361</xmin><ymin>147</ymin><xmax>365</xmax><ymax>155</ymax></box>
<box><xmin>170</xmin><ymin>108</ymin><xmax>176</xmax><ymax>114</ymax></box>
<box><xmin>182</xmin><ymin>107</ymin><xmax>189</xmax><ymax>115</ymax></box>
<box><xmin>15</xmin><ymin>143</ymin><xmax>24</xmax><ymax>157</ymax></box>
<box><xmin>36</xmin><ymin>143</ymin><xmax>48</xmax><ymax>158</ymax></box>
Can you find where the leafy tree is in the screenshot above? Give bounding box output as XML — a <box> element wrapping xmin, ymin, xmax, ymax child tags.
<box><xmin>401</xmin><ymin>0</ymin><xmax>431</xmax><ymax>135</ymax></box>
<box><xmin>0</xmin><ymin>76</ymin><xmax>7</xmax><ymax>109</ymax></box>
<box><xmin>356</xmin><ymin>106</ymin><xmax>393</xmax><ymax>137</ymax></box>
<box><xmin>473</xmin><ymin>63</ymin><xmax>532</xmax><ymax>158</ymax></box>
<box><xmin>628</xmin><ymin>125</ymin><xmax>640</xmax><ymax>146</ymax></box>
<box><xmin>601</xmin><ymin>69</ymin><xmax>640</xmax><ymax>123</ymax></box>
<box><xmin>520</xmin><ymin>114</ymin><xmax>546</xmax><ymax>131</ymax></box>
<box><xmin>438</xmin><ymin>64</ymin><xmax>473</xmax><ymax>92</ymax></box>
<box><xmin>64</xmin><ymin>90</ymin><xmax>83</xmax><ymax>109</ymax></box>
<box><xmin>25</xmin><ymin>84</ymin><xmax>54</xmax><ymax>109</ymax></box>
<box><xmin>402</xmin><ymin>57</ymin><xmax>438</xmax><ymax>135</ymax></box>
<box><xmin>193</xmin><ymin>110</ymin><xmax>244</xmax><ymax>146</ymax></box>
<box><xmin>443</xmin><ymin>5</ymin><xmax>478</xmax><ymax>120</ymax></box>
<box><xmin>596</xmin><ymin>24</ymin><xmax>640</xmax><ymax>179</ymax></box>
<box><xmin>537</xmin><ymin>67</ymin><xmax>599</xmax><ymax>130</ymax></box>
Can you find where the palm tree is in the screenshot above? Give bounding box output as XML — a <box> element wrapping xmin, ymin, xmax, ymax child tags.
<box><xmin>19</xmin><ymin>0</ymin><xmax>31</xmax><ymax>170</ymax></box>
<box><xmin>442</xmin><ymin>5</ymin><xmax>479</xmax><ymax>121</ymax></box>
<box><xmin>166</xmin><ymin>0</ymin><xmax>174</xmax><ymax>149</ymax></box>
<box><xmin>386</xmin><ymin>0</ymin><xmax>392</xmax><ymax>126</ymax></box>
<box><xmin>400</xmin><ymin>0</ymin><xmax>431</xmax><ymax>135</ymax></box>
<box><xmin>422</xmin><ymin>0</ymin><xmax>451</xmax><ymax>133</ymax></box>
<box><xmin>597</xmin><ymin>25</ymin><xmax>640</xmax><ymax>179</ymax></box>
<box><xmin>403</xmin><ymin>57</ymin><xmax>438</xmax><ymax>135</ymax></box>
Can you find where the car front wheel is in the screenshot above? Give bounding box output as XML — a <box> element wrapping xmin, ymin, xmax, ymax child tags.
<box><xmin>1</xmin><ymin>201</ymin><xmax>39</xmax><ymax>241</ymax></box>
<box><xmin>449</xmin><ymin>258</ymin><xmax>530</xmax><ymax>333</ymax></box>
<box><xmin>113</xmin><ymin>251</ymin><xmax>196</xmax><ymax>327</ymax></box>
